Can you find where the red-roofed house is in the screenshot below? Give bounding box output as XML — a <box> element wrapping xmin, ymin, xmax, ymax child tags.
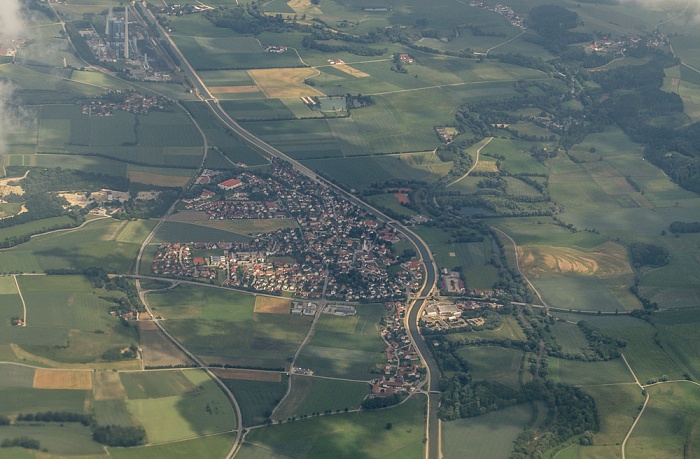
<box><xmin>218</xmin><ymin>178</ymin><xmax>243</xmax><ymax>190</ymax></box>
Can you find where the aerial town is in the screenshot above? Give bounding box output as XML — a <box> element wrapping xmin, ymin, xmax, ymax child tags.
<box><xmin>153</xmin><ymin>160</ymin><xmax>422</xmax><ymax>301</ymax></box>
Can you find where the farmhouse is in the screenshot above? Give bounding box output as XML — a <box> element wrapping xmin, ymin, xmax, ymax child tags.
<box><xmin>265</xmin><ymin>45</ymin><xmax>287</xmax><ymax>53</ymax></box>
<box><xmin>218</xmin><ymin>178</ymin><xmax>243</xmax><ymax>190</ymax></box>
<box><xmin>399</xmin><ymin>54</ymin><xmax>414</xmax><ymax>63</ymax></box>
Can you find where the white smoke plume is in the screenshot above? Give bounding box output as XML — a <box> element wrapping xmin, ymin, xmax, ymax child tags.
<box><xmin>0</xmin><ymin>0</ymin><xmax>28</xmax><ymax>168</ymax></box>
<box><xmin>0</xmin><ymin>0</ymin><xmax>25</xmax><ymax>42</ymax></box>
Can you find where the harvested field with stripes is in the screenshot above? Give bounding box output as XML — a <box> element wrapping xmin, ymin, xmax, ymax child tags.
<box><xmin>254</xmin><ymin>296</ymin><xmax>292</xmax><ymax>314</ymax></box>
<box><xmin>33</xmin><ymin>369</ymin><xmax>92</xmax><ymax>390</ymax></box>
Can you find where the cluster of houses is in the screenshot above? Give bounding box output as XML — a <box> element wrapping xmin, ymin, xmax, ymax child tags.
<box><xmin>589</xmin><ymin>31</ymin><xmax>667</xmax><ymax>54</ymax></box>
<box><xmin>468</xmin><ymin>2</ymin><xmax>525</xmax><ymax>29</ymax></box>
<box><xmin>153</xmin><ymin>161</ymin><xmax>423</xmax><ymax>301</ymax></box>
<box><xmin>80</xmin><ymin>92</ymin><xmax>168</xmax><ymax>117</ymax></box>
<box><xmin>265</xmin><ymin>45</ymin><xmax>288</xmax><ymax>53</ymax></box>
<box><xmin>435</xmin><ymin>126</ymin><xmax>458</xmax><ymax>143</ymax></box>
<box><xmin>152</xmin><ymin>242</ymin><xmax>235</xmax><ymax>279</ymax></box>
<box><xmin>150</xmin><ymin>4</ymin><xmax>211</xmax><ymax>15</ymax></box>
<box><xmin>370</xmin><ymin>301</ymin><xmax>424</xmax><ymax>398</ymax></box>
<box><xmin>184</xmin><ymin>173</ymin><xmax>288</xmax><ymax>219</ymax></box>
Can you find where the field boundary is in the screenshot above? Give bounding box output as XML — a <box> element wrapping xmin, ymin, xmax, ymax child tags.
<box><xmin>13</xmin><ymin>275</ymin><xmax>27</xmax><ymax>326</ymax></box>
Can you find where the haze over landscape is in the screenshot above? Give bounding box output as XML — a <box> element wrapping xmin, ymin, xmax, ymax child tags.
<box><xmin>0</xmin><ymin>0</ymin><xmax>698</xmax><ymax>458</ymax></box>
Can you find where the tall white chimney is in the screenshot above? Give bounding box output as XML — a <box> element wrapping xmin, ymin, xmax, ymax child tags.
<box><xmin>124</xmin><ymin>6</ymin><xmax>129</xmax><ymax>59</ymax></box>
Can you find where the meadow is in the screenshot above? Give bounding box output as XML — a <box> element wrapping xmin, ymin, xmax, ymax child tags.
<box><xmin>0</xmin><ymin>387</ymin><xmax>88</xmax><ymax>418</ymax></box>
<box><xmin>626</xmin><ymin>382</ymin><xmax>700</xmax><ymax>459</ymax></box>
<box><xmin>456</xmin><ymin>346</ymin><xmax>523</xmax><ymax>390</ymax></box>
<box><xmin>163</xmin><ymin>312</ymin><xmax>312</xmax><ymax>369</ymax></box>
<box><xmin>582</xmin><ymin>384</ymin><xmax>644</xmax><ymax>449</ymax></box>
<box><xmin>531</xmin><ymin>277</ymin><xmax>624</xmax><ymax>313</ymax></box>
<box><xmin>108</xmin><ymin>433</ymin><xmax>236</xmax><ymax>459</ymax></box>
<box><xmin>550</xmin><ymin>322</ymin><xmax>589</xmax><ymax>355</ymax></box>
<box><xmin>442</xmin><ymin>403</ymin><xmax>534</xmax><ymax>459</ymax></box>
<box><xmin>0</xmin><ymin>424</ymin><xmax>103</xmax><ymax>456</ymax></box>
<box><xmin>652</xmin><ymin>310</ymin><xmax>700</xmax><ymax>381</ymax></box>
<box><xmin>181</xmin><ymin>102</ymin><xmax>268</xmax><ymax>167</ymax></box>
<box><xmin>608</xmin><ymin>325</ymin><xmax>685</xmax><ymax>384</ymax></box>
<box><xmin>120</xmin><ymin>370</ymin><xmax>199</xmax><ymax>399</ymax></box>
<box><xmin>146</xmin><ymin>284</ymin><xmax>256</xmax><ymax>321</ymax></box>
<box><xmin>172</xmin><ymin>36</ymin><xmax>303</xmax><ymax>70</ymax></box>
<box><xmin>0</xmin><ymin>218</ymin><xmax>154</xmax><ymax>274</ymax></box>
<box><xmin>445</xmin><ymin>315</ymin><xmax>527</xmax><ymax>343</ymax></box>
<box><xmin>273</xmin><ymin>376</ymin><xmax>369</xmax><ymax>420</ymax></box>
<box><xmin>304</xmin><ymin>152</ymin><xmax>452</xmax><ymax>190</ymax></box>
<box><xmin>125</xmin><ymin>370</ymin><xmax>236</xmax><ymax>443</ymax></box>
<box><xmin>93</xmin><ymin>399</ymin><xmax>134</xmax><ymax>427</ymax></box>
<box><xmin>548</xmin><ymin>358</ymin><xmax>634</xmax><ymax>386</ymax></box>
<box><xmin>11</xmin><ymin>275</ymin><xmax>139</xmax><ymax>364</ymax></box>
<box><xmin>150</xmin><ymin>221</ymin><xmax>253</xmax><ymax>244</ymax></box>
<box><xmin>222</xmin><ymin>378</ymin><xmax>288</xmax><ymax>426</ymax></box>
<box><xmin>241</xmin><ymin>396</ymin><xmax>426</xmax><ymax>459</ymax></box>
<box><xmin>295</xmin><ymin>304</ymin><xmax>386</xmax><ymax>379</ymax></box>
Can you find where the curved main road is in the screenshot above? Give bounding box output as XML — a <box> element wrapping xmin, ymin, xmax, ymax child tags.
<box><xmin>141</xmin><ymin>8</ymin><xmax>442</xmax><ymax>457</ymax></box>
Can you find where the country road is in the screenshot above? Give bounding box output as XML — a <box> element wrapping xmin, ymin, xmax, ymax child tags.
<box><xmin>447</xmin><ymin>136</ymin><xmax>494</xmax><ymax>188</ymax></box>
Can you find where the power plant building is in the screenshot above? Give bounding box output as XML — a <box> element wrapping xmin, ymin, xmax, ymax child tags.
<box><xmin>105</xmin><ymin>8</ymin><xmax>130</xmax><ymax>59</ymax></box>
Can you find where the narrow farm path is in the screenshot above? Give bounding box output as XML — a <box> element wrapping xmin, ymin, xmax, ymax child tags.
<box><xmin>13</xmin><ymin>275</ymin><xmax>27</xmax><ymax>326</ymax></box>
<box><xmin>447</xmin><ymin>136</ymin><xmax>494</xmax><ymax>187</ymax></box>
<box><xmin>270</xmin><ymin>297</ymin><xmax>325</xmax><ymax>421</ymax></box>
<box><xmin>483</xmin><ymin>31</ymin><xmax>526</xmax><ymax>56</ymax></box>
<box><xmin>491</xmin><ymin>227</ymin><xmax>549</xmax><ymax>308</ymax></box>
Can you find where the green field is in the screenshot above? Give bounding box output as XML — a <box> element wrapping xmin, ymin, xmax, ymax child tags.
<box><xmin>13</xmin><ymin>275</ymin><xmax>139</xmax><ymax>362</ymax></box>
<box><xmin>445</xmin><ymin>315</ymin><xmax>527</xmax><ymax>343</ymax></box>
<box><xmin>0</xmin><ymin>216</ymin><xmax>77</xmax><ymax>250</ymax></box>
<box><xmin>0</xmin><ymin>388</ymin><xmax>88</xmax><ymax>417</ymax></box>
<box><xmin>548</xmin><ymin>358</ymin><xmax>635</xmax><ymax>386</ymax></box>
<box><xmin>456</xmin><ymin>346</ymin><xmax>523</xmax><ymax>389</ymax></box>
<box><xmin>274</xmin><ymin>376</ymin><xmax>369</xmax><ymax>420</ymax></box>
<box><xmin>151</xmin><ymin>221</ymin><xmax>253</xmax><ymax>244</ymax></box>
<box><xmin>295</xmin><ymin>304</ymin><xmax>386</xmax><ymax>379</ymax></box>
<box><xmin>241</xmin><ymin>397</ymin><xmax>426</xmax><ymax>459</ymax></box>
<box><xmin>221</xmin><ymin>99</ymin><xmax>297</xmax><ymax>121</ymax></box>
<box><xmin>551</xmin><ymin>322</ymin><xmax>589</xmax><ymax>355</ymax></box>
<box><xmin>0</xmin><ymin>363</ymin><xmax>35</xmax><ymax>389</ymax></box>
<box><xmin>583</xmin><ymin>384</ymin><xmax>644</xmax><ymax>449</ymax></box>
<box><xmin>0</xmin><ymin>424</ymin><xmax>103</xmax><ymax>456</ymax></box>
<box><xmin>442</xmin><ymin>403</ymin><xmax>534</xmax><ymax>459</ymax></box>
<box><xmin>609</xmin><ymin>326</ymin><xmax>685</xmax><ymax>384</ymax></box>
<box><xmin>93</xmin><ymin>399</ymin><xmax>135</xmax><ymax>427</ymax></box>
<box><xmin>652</xmin><ymin>310</ymin><xmax>700</xmax><ymax>381</ymax></box>
<box><xmin>223</xmin><ymin>378</ymin><xmax>288</xmax><ymax>427</ymax></box>
<box><xmin>121</xmin><ymin>370</ymin><xmax>199</xmax><ymax>399</ymax></box>
<box><xmin>181</xmin><ymin>101</ymin><xmax>268</xmax><ymax>167</ymax></box>
<box><xmin>365</xmin><ymin>193</ymin><xmax>418</xmax><ymax>217</ymax></box>
<box><xmin>627</xmin><ymin>382</ymin><xmax>700</xmax><ymax>458</ymax></box>
<box><xmin>31</xmin><ymin>104</ymin><xmax>205</xmax><ymax>168</ymax></box>
<box><xmin>125</xmin><ymin>370</ymin><xmax>236</xmax><ymax>443</ymax></box>
<box><xmin>532</xmin><ymin>277</ymin><xmax>624</xmax><ymax>313</ymax></box>
<box><xmin>163</xmin><ymin>313</ymin><xmax>312</xmax><ymax>369</ymax></box>
<box><xmin>109</xmin><ymin>433</ymin><xmax>235</xmax><ymax>459</ymax></box>
<box><xmin>147</xmin><ymin>284</ymin><xmax>256</xmax><ymax>321</ymax></box>
<box><xmin>0</xmin><ymin>218</ymin><xmax>154</xmax><ymax>274</ymax></box>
